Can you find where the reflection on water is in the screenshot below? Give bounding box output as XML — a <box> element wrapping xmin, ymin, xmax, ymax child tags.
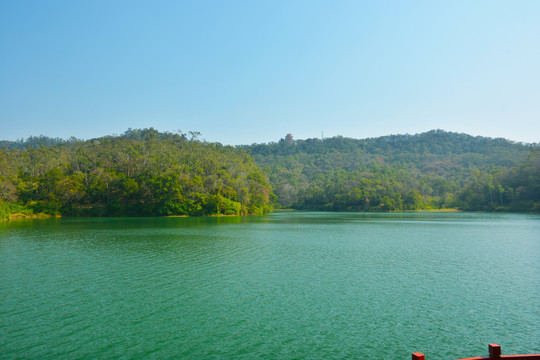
<box><xmin>1</xmin><ymin>212</ymin><xmax>539</xmax><ymax>359</ymax></box>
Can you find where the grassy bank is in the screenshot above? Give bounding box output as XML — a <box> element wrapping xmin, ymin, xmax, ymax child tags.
<box><xmin>0</xmin><ymin>202</ymin><xmax>57</xmax><ymax>222</ymax></box>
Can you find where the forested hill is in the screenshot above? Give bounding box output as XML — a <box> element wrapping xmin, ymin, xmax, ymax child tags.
<box><xmin>1</xmin><ymin>129</ymin><xmax>539</xmax><ymax>220</ymax></box>
<box><xmin>240</xmin><ymin>130</ymin><xmax>540</xmax><ymax>212</ymax></box>
<box><xmin>0</xmin><ymin>128</ymin><xmax>274</xmax><ymax>220</ymax></box>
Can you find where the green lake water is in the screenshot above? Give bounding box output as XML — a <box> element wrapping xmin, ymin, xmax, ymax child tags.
<box><xmin>1</xmin><ymin>212</ymin><xmax>539</xmax><ymax>359</ymax></box>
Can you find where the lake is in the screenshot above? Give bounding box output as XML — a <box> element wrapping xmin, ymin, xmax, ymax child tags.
<box><xmin>1</xmin><ymin>212</ymin><xmax>539</xmax><ymax>359</ymax></box>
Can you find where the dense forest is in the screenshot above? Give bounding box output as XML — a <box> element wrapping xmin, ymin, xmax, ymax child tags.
<box><xmin>1</xmin><ymin>128</ymin><xmax>539</xmax><ymax>220</ymax></box>
<box><xmin>0</xmin><ymin>128</ymin><xmax>274</xmax><ymax>220</ymax></box>
<box><xmin>240</xmin><ymin>130</ymin><xmax>540</xmax><ymax>213</ymax></box>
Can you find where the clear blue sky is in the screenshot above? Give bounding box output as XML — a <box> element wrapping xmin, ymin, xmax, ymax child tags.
<box><xmin>1</xmin><ymin>0</ymin><xmax>539</xmax><ymax>144</ymax></box>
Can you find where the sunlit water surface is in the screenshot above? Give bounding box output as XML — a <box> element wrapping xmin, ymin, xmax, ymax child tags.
<box><xmin>1</xmin><ymin>212</ymin><xmax>539</xmax><ymax>359</ymax></box>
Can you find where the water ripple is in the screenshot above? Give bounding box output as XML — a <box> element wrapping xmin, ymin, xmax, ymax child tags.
<box><xmin>1</xmin><ymin>213</ymin><xmax>539</xmax><ymax>359</ymax></box>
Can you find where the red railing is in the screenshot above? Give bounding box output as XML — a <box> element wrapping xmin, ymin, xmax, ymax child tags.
<box><xmin>412</xmin><ymin>344</ymin><xmax>540</xmax><ymax>360</ymax></box>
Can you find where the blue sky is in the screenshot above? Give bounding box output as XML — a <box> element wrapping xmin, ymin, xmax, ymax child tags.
<box><xmin>1</xmin><ymin>0</ymin><xmax>539</xmax><ymax>144</ymax></box>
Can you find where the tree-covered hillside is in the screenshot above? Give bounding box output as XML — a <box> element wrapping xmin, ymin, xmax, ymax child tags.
<box><xmin>240</xmin><ymin>130</ymin><xmax>540</xmax><ymax>212</ymax></box>
<box><xmin>1</xmin><ymin>128</ymin><xmax>539</xmax><ymax>220</ymax></box>
<box><xmin>0</xmin><ymin>128</ymin><xmax>274</xmax><ymax>220</ymax></box>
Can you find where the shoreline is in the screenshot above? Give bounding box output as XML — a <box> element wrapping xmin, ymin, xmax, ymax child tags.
<box><xmin>275</xmin><ymin>208</ymin><xmax>461</xmax><ymax>213</ymax></box>
<box><xmin>6</xmin><ymin>207</ymin><xmax>539</xmax><ymax>222</ymax></box>
<box><xmin>9</xmin><ymin>213</ymin><xmax>60</xmax><ymax>220</ymax></box>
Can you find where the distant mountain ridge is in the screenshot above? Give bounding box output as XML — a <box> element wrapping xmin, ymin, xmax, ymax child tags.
<box><xmin>1</xmin><ymin>129</ymin><xmax>537</xmax><ymax>150</ymax></box>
